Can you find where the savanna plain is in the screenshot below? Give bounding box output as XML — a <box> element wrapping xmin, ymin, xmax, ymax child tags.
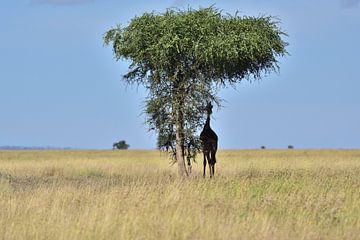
<box><xmin>1</xmin><ymin>149</ymin><xmax>360</xmax><ymax>240</ymax></box>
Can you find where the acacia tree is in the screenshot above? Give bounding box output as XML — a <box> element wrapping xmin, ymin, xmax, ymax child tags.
<box><xmin>104</xmin><ymin>7</ymin><xmax>288</xmax><ymax>176</ymax></box>
<box><xmin>113</xmin><ymin>140</ymin><xmax>130</xmax><ymax>150</ymax></box>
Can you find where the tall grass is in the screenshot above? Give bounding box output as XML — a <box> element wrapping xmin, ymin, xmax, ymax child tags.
<box><xmin>1</xmin><ymin>149</ymin><xmax>360</xmax><ymax>239</ymax></box>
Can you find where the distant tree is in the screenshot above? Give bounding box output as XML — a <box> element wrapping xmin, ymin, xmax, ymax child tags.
<box><xmin>104</xmin><ymin>6</ymin><xmax>288</xmax><ymax>176</ymax></box>
<box><xmin>288</xmin><ymin>145</ymin><xmax>294</xmax><ymax>149</ymax></box>
<box><xmin>261</xmin><ymin>146</ymin><xmax>266</xmax><ymax>149</ymax></box>
<box><xmin>113</xmin><ymin>140</ymin><xmax>130</xmax><ymax>150</ymax></box>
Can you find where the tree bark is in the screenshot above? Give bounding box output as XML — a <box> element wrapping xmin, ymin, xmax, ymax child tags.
<box><xmin>174</xmin><ymin>94</ymin><xmax>188</xmax><ymax>177</ymax></box>
<box><xmin>175</xmin><ymin>126</ymin><xmax>188</xmax><ymax>176</ymax></box>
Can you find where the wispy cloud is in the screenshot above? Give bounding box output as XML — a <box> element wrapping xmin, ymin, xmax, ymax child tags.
<box><xmin>341</xmin><ymin>0</ymin><xmax>360</xmax><ymax>8</ymax></box>
<box><xmin>30</xmin><ymin>0</ymin><xmax>94</xmax><ymax>6</ymax></box>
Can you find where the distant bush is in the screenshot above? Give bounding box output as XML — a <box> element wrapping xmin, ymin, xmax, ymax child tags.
<box><xmin>288</xmin><ymin>145</ymin><xmax>294</xmax><ymax>149</ymax></box>
<box><xmin>113</xmin><ymin>140</ymin><xmax>130</xmax><ymax>150</ymax></box>
<box><xmin>261</xmin><ymin>146</ymin><xmax>266</xmax><ymax>149</ymax></box>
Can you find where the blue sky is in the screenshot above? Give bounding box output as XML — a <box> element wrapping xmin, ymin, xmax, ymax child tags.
<box><xmin>0</xmin><ymin>0</ymin><xmax>359</xmax><ymax>149</ymax></box>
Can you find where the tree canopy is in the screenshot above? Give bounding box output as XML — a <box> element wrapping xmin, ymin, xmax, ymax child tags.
<box><xmin>113</xmin><ymin>140</ymin><xmax>130</xmax><ymax>150</ymax></box>
<box><xmin>104</xmin><ymin>6</ymin><xmax>288</xmax><ymax>175</ymax></box>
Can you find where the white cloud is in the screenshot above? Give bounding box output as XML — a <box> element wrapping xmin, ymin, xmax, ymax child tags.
<box><xmin>30</xmin><ymin>0</ymin><xmax>94</xmax><ymax>6</ymax></box>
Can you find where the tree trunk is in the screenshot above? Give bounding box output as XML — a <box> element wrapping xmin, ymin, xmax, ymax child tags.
<box><xmin>174</xmin><ymin>95</ymin><xmax>188</xmax><ymax>177</ymax></box>
<box><xmin>175</xmin><ymin>127</ymin><xmax>188</xmax><ymax>176</ymax></box>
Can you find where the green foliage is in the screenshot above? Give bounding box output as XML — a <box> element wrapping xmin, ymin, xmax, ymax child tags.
<box><xmin>104</xmin><ymin>6</ymin><xmax>288</xmax><ymax>165</ymax></box>
<box><xmin>144</xmin><ymin>75</ymin><xmax>217</xmax><ymax>161</ymax></box>
<box><xmin>104</xmin><ymin>6</ymin><xmax>287</xmax><ymax>84</ymax></box>
<box><xmin>113</xmin><ymin>140</ymin><xmax>130</xmax><ymax>150</ymax></box>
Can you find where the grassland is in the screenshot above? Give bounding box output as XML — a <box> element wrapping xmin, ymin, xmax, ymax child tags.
<box><xmin>1</xmin><ymin>149</ymin><xmax>360</xmax><ymax>240</ymax></box>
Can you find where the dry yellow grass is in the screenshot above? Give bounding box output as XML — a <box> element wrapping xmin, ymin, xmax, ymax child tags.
<box><xmin>1</xmin><ymin>149</ymin><xmax>360</xmax><ymax>239</ymax></box>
